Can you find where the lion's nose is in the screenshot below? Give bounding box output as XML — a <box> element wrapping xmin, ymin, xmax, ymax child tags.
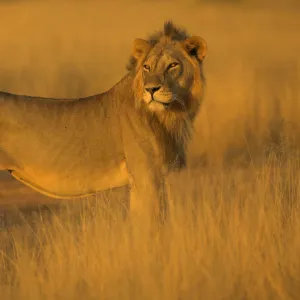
<box><xmin>145</xmin><ymin>86</ymin><xmax>161</xmax><ymax>95</ymax></box>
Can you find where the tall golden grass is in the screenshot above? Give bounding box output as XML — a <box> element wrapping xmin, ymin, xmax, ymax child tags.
<box><xmin>0</xmin><ymin>1</ymin><xmax>300</xmax><ymax>299</ymax></box>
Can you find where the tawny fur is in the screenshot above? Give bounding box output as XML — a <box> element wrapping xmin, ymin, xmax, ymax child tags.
<box><xmin>0</xmin><ymin>21</ymin><xmax>207</xmax><ymax>218</ymax></box>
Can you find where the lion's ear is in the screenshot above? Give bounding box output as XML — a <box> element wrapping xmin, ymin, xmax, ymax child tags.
<box><xmin>132</xmin><ymin>38</ymin><xmax>151</xmax><ymax>60</ymax></box>
<box><xmin>183</xmin><ymin>36</ymin><xmax>207</xmax><ymax>61</ymax></box>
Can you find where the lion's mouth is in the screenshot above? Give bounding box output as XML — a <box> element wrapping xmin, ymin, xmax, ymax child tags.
<box><xmin>149</xmin><ymin>99</ymin><xmax>173</xmax><ymax>108</ymax></box>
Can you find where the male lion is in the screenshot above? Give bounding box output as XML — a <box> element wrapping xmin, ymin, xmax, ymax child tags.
<box><xmin>0</xmin><ymin>21</ymin><xmax>207</xmax><ymax>219</ymax></box>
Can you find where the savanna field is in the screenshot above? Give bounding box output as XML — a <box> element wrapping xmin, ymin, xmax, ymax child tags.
<box><xmin>0</xmin><ymin>1</ymin><xmax>300</xmax><ymax>299</ymax></box>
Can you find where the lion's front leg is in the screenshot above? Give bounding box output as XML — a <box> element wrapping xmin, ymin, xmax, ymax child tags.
<box><xmin>120</xmin><ymin>108</ymin><xmax>168</xmax><ymax>223</ymax></box>
<box><xmin>128</xmin><ymin>172</ymin><xmax>167</xmax><ymax>223</ymax></box>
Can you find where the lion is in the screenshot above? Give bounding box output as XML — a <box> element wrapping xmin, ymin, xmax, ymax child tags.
<box><xmin>0</xmin><ymin>21</ymin><xmax>207</xmax><ymax>220</ymax></box>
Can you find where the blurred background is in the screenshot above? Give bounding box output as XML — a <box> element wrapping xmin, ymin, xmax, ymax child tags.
<box><xmin>1</xmin><ymin>3</ymin><xmax>300</xmax><ymax>299</ymax></box>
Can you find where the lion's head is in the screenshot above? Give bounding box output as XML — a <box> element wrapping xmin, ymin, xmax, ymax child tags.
<box><xmin>127</xmin><ymin>21</ymin><xmax>207</xmax><ymax>123</ymax></box>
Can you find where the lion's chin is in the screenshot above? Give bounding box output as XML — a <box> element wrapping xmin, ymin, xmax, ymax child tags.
<box><xmin>147</xmin><ymin>100</ymin><xmax>173</xmax><ymax>112</ymax></box>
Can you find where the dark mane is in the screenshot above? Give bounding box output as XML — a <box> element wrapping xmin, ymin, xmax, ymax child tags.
<box><xmin>127</xmin><ymin>21</ymin><xmax>189</xmax><ymax>71</ymax></box>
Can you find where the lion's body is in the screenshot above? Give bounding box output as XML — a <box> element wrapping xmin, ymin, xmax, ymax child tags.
<box><xmin>0</xmin><ymin>76</ymin><xmax>131</xmax><ymax>198</ymax></box>
<box><xmin>0</xmin><ymin>21</ymin><xmax>207</xmax><ymax>219</ymax></box>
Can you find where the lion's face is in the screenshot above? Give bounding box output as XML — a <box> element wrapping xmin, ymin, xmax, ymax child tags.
<box><xmin>142</xmin><ymin>44</ymin><xmax>195</xmax><ymax>113</ymax></box>
<box><xmin>131</xmin><ymin>35</ymin><xmax>207</xmax><ymax>116</ymax></box>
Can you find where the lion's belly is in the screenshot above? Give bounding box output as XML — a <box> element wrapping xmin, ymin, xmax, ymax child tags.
<box><xmin>10</xmin><ymin>160</ymin><xmax>129</xmax><ymax>199</ymax></box>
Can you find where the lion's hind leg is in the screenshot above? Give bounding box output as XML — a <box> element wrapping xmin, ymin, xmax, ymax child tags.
<box><xmin>0</xmin><ymin>149</ymin><xmax>16</xmax><ymax>171</ymax></box>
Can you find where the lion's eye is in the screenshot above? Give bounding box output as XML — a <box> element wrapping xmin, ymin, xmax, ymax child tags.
<box><xmin>168</xmin><ymin>62</ymin><xmax>179</xmax><ymax>69</ymax></box>
<box><xmin>143</xmin><ymin>64</ymin><xmax>150</xmax><ymax>71</ymax></box>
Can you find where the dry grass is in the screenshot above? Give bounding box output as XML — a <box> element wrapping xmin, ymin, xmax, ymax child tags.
<box><xmin>1</xmin><ymin>158</ymin><xmax>300</xmax><ymax>300</ymax></box>
<box><xmin>0</xmin><ymin>1</ymin><xmax>300</xmax><ymax>299</ymax></box>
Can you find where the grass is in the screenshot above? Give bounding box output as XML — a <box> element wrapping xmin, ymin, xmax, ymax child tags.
<box><xmin>1</xmin><ymin>156</ymin><xmax>300</xmax><ymax>299</ymax></box>
<box><xmin>0</xmin><ymin>1</ymin><xmax>300</xmax><ymax>299</ymax></box>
